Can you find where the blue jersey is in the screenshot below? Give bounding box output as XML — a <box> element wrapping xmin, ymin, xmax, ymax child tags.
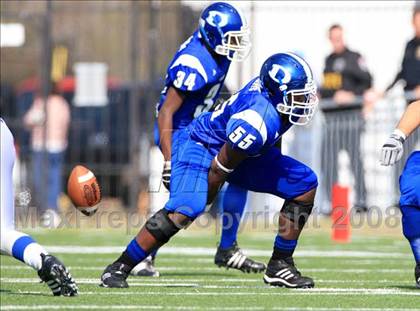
<box><xmin>188</xmin><ymin>77</ymin><xmax>293</xmax><ymax>156</ymax></box>
<box><xmin>156</xmin><ymin>31</ymin><xmax>230</xmax><ymax>130</ymax></box>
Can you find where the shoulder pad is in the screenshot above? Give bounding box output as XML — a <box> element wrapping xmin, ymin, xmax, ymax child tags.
<box><xmin>226</xmin><ymin>109</ymin><xmax>268</xmax><ymax>155</ymax></box>
<box><xmin>168</xmin><ymin>54</ymin><xmax>208</xmax><ymax>92</ymax></box>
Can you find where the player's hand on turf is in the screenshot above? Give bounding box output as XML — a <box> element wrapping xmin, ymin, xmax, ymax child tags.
<box><xmin>162</xmin><ymin>160</ymin><xmax>171</xmax><ymax>190</ymax></box>
<box><xmin>380</xmin><ymin>129</ymin><xmax>406</xmax><ymax>166</ymax></box>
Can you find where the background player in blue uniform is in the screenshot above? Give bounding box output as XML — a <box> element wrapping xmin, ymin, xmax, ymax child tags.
<box><xmin>101</xmin><ymin>52</ymin><xmax>320</xmax><ymax>289</ymax></box>
<box><xmin>133</xmin><ymin>2</ymin><xmax>264</xmax><ymax>277</ymax></box>
<box><xmin>380</xmin><ymin>100</ymin><xmax>420</xmax><ymax>288</ymax></box>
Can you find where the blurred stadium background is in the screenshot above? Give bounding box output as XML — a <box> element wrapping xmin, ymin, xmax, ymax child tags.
<box><xmin>1</xmin><ymin>0</ymin><xmax>419</xmax><ymax>229</ymax></box>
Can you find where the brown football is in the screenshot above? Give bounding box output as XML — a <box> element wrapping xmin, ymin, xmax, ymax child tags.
<box><xmin>67</xmin><ymin>165</ymin><xmax>101</xmax><ymax>216</ymax></box>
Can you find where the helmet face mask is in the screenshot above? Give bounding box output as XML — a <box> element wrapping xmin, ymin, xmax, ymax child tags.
<box><xmin>277</xmin><ymin>81</ymin><xmax>318</xmax><ymax>125</ymax></box>
<box><xmin>214</xmin><ymin>27</ymin><xmax>251</xmax><ymax>62</ymax></box>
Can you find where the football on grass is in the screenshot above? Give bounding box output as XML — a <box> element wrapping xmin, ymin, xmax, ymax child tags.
<box><xmin>67</xmin><ymin>165</ymin><xmax>101</xmax><ymax>216</ymax></box>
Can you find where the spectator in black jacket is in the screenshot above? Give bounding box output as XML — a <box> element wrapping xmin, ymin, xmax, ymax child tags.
<box><xmin>320</xmin><ymin>24</ymin><xmax>374</xmax><ymax>212</ymax></box>
<box><xmin>387</xmin><ymin>5</ymin><xmax>420</xmax><ymax>99</ymax></box>
<box><xmin>320</xmin><ymin>24</ymin><xmax>374</xmax><ymax>113</ymax></box>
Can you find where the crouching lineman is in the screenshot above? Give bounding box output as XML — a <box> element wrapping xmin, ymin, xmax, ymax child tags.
<box><xmin>0</xmin><ymin>118</ymin><xmax>78</xmax><ymax>296</ymax></box>
<box><xmin>134</xmin><ymin>1</ymin><xmax>264</xmax><ymax>277</ymax></box>
<box><xmin>380</xmin><ymin>100</ymin><xmax>420</xmax><ymax>288</ymax></box>
<box><xmin>100</xmin><ymin>52</ymin><xmax>319</xmax><ymax>288</ymax></box>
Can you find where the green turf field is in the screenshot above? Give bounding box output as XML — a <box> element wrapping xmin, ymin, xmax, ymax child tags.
<box><xmin>1</xmin><ymin>228</ymin><xmax>419</xmax><ymax>310</ymax></box>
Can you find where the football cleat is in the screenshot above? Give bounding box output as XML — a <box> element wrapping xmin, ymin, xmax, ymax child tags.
<box><xmin>415</xmin><ymin>263</ymin><xmax>420</xmax><ymax>289</ymax></box>
<box><xmin>263</xmin><ymin>258</ymin><xmax>314</xmax><ymax>288</ymax></box>
<box><xmin>214</xmin><ymin>242</ymin><xmax>266</xmax><ymax>273</ymax></box>
<box><xmin>100</xmin><ymin>262</ymin><xmax>130</xmax><ymax>288</ymax></box>
<box><xmin>131</xmin><ymin>256</ymin><xmax>160</xmax><ymax>277</ymax></box>
<box><xmin>37</xmin><ymin>253</ymin><xmax>78</xmax><ymax>296</ymax></box>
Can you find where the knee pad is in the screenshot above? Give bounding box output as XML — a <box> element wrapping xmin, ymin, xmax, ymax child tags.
<box><xmin>145</xmin><ymin>209</ymin><xmax>182</xmax><ymax>244</ymax></box>
<box><xmin>281</xmin><ymin>199</ymin><xmax>314</xmax><ymax>228</ymax></box>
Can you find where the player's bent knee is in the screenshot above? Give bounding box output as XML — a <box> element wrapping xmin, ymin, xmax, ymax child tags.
<box><xmin>399</xmin><ymin>184</ymin><xmax>420</xmax><ymax>208</ymax></box>
<box><xmin>170</xmin><ymin>201</ymin><xmax>207</xmax><ymax>219</ymax></box>
<box><xmin>165</xmin><ymin>192</ymin><xmax>207</xmax><ymax>219</ymax></box>
<box><xmin>400</xmin><ymin>205</ymin><xmax>420</xmax><ymax>241</ymax></box>
<box><xmin>307</xmin><ymin>170</ymin><xmax>318</xmax><ymax>191</ymax></box>
<box><xmin>293</xmin><ymin>169</ymin><xmax>318</xmax><ymax>199</ymax></box>
<box><xmin>281</xmin><ymin>199</ymin><xmax>314</xmax><ymax>228</ymax></box>
<box><xmin>145</xmin><ymin>209</ymin><xmax>183</xmax><ymax>244</ymax></box>
<box><xmin>399</xmin><ymin>157</ymin><xmax>420</xmax><ymax>207</ymax></box>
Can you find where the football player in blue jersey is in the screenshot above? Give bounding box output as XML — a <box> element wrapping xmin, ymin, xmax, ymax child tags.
<box><xmin>380</xmin><ymin>100</ymin><xmax>420</xmax><ymax>288</ymax></box>
<box><xmin>100</xmin><ymin>52</ymin><xmax>319</xmax><ymax>289</ymax></box>
<box><xmin>130</xmin><ymin>2</ymin><xmax>265</xmax><ymax>277</ymax></box>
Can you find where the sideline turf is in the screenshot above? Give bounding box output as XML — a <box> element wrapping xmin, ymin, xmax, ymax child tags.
<box><xmin>1</xmin><ymin>229</ymin><xmax>418</xmax><ymax>310</ymax></box>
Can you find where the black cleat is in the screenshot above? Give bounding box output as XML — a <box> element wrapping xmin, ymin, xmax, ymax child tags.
<box><xmin>415</xmin><ymin>263</ymin><xmax>420</xmax><ymax>289</ymax></box>
<box><xmin>37</xmin><ymin>254</ymin><xmax>78</xmax><ymax>296</ymax></box>
<box><xmin>263</xmin><ymin>258</ymin><xmax>314</xmax><ymax>288</ymax></box>
<box><xmin>131</xmin><ymin>256</ymin><xmax>160</xmax><ymax>277</ymax></box>
<box><xmin>214</xmin><ymin>242</ymin><xmax>266</xmax><ymax>273</ymax></box>
<box><xmin>100</xmin><ymin>262</ymin><xmax>130</xmax><ymax>288</ymax></box>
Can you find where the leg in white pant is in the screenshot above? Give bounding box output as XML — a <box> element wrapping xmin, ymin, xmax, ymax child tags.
<box><xmin>0</xmin><ymin>119</ymin><xmax>47</xmax><ymax>270</ymax></box>
<box><xmin>1</xmin><ymin>119</ymin><xmax>78</xmax><ymax>296</ymax></box>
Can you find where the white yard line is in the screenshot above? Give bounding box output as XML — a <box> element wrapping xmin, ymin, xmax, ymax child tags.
<box><xmin>18</xmin><ymin>257</ymin><xmax>413</xmax><ymax>265</ymax></box>
<box><xmin>72</xmin><ymin>290</ymin><xmax>420</xmax><ymax>296</ymax></box>
<box><xmin>0</xmin><ymin>277</ymin><xmax>413</xmax><ymax>285</ymax></box>
<box><xmin>1</xmin><ymin>306</ymin><xmax>420</xmax><ymax>311</ymax></box>
<box><xmin>36</xmin><ymin>246</ymin><xmax>410</xmax><ymax>258</ymax></box>
<box><xmin>1</xmin><ymin>306</ymin><xmax>160</xmax><ymax>310</ymax></box>
<box><xmin>1</xmin><ymin>279</ymin><xmax>419</xmax><ymax>295</ymax></box>
<box><xmin>0</xmin><ymin>265</ymin><xmax>411</xmax><ymax>273</ymax></box>
<box><xmin>1</xmin><ymin>289</ymin><xmax>419</xmax><ymax>297</ymax></box>
<box><xmin>0</xmin><ymin>277</ymin><xmax>200</xmax><ymax>287</ymax></box>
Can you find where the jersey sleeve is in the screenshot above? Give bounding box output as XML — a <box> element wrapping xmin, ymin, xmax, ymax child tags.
<box><xmin>226</xmin><ymin>109</ymin><xmax>268</xmax><ymax>156</ymax></box>
<box><xmin>167</xmin><ymin>54</ymin><xmax>208</xmax><ymax>92</ymax></box>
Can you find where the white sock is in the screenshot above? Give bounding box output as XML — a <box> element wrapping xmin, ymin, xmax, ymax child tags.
<box><xmin>0</xmin><ymin>229</ymin><xmax>48</xmax><ymax>271</ymax></box>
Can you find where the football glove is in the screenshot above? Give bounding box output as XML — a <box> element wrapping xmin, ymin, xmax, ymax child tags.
<box><xmin>162</xmin><ymin>161</ymin><xmax>171</xmax><ymax>190</ymax></box>
<box><xmin>380</xmin><ymin>129</ymin><xmax>406</xmax><ymax>166</ymax></box>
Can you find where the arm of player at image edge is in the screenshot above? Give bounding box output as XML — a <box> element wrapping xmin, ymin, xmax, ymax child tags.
<box><xmin>380</xmin><ymin>100</ymin><xmax>420</xmax><ymax>166</ymax></box>
<box><xmin>207</xmin><ymin>143</ymin><xmax>248</xmax><ymax>204</ymax></box>
<box><xmin>157</xmin><ymin>87</ymin><xmax>185</xmax><ymax>189</ymax></box>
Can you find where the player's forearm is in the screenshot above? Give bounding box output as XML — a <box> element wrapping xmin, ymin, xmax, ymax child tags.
<box><xmin>207</xmin><ymin>160</ymin><xmax>229</xmax><ymax>204</ymax></box>
<box><xmin>157</xmin><ymin>87</ymin><xmax>185</xmax><ymax>161</ymax></box>
<box><xmin>396</xmin><ymin>100</ymin><xmax>420</xmax><ymax>138</ymax></box>
<box><xmin>157</xmin><ymin>112</ymin><xmax>173</xmax><ymax>161</ymax></box>
<box><xmin>207</xmin><ymin>144</ymin><xmax>248</xmax><ymax>204</ymax></box>
<box><xmin>207</xmin><ymin>146</ymin><xmax>235</xmax><ymax>204</ymax></box>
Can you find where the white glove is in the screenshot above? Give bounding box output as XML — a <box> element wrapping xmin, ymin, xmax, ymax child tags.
<box><xmin>380</xmin><ymin>129</ymin><xmax>406</xmax><ymax>166</ymax></box>
<box><xmin>162</xmin><ymin>161</ymin><xmax>171</xmax><ymax>190</ymax></box>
